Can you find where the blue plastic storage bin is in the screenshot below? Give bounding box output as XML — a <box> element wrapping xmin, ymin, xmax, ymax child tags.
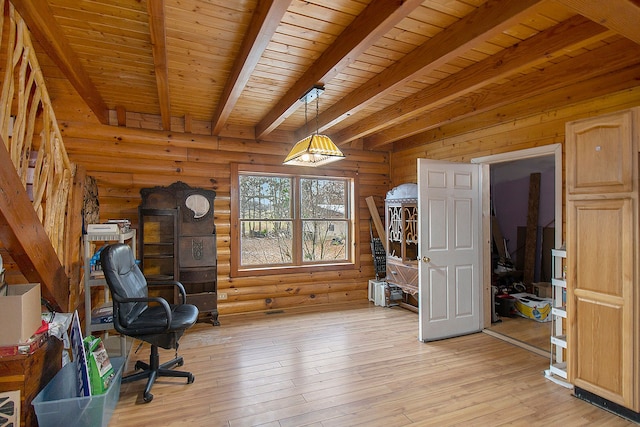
<box><xmin>32</xmin><ymin>357</ymin><xmax>124</xmax><ymax>427</ymax></box>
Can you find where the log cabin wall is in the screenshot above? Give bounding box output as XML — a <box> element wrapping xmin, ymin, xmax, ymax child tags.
<box><xmin>42</xmin><ymin>65</ymin><xmax>640</xmax><ymax>317</ymax></box>
<box><xmin>7</xmin><ymin>0</ymin><xmax>397</xmax><ymax>317</ymax></box>
<box><xmin>8</xmin><ymin>0</ymin><xmax>640</xmax><ymax>318</ymax></box>
<box><xmin>53</xmin><ymin>105</ymin><xmax>390</xmax><ymax>315</ymax></box>
<box><xmin>389</xmin><ymin>86</ymin><xmax>640</xmax><ymax>200</ymax></box>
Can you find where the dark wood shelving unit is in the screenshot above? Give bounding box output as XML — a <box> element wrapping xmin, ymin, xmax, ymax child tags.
<box><xmin>139</xmin><ymin>182</ymin><xmax>219</xmax><ymax>325</ymax></box>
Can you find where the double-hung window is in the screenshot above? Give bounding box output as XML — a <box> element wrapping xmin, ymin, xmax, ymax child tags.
<box><xmin>231</xmin><ymin>164</ymin><xmax>357</xmax><ymax>276</ymax></box>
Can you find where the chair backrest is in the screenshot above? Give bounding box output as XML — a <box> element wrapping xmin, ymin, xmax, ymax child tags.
<box><xmin>100</xmin><ymin>243</ymin><xmax>148</xmax><ymax>327</ymax></box>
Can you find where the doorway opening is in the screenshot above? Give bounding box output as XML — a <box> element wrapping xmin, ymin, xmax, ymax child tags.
<box><xmin>472</xmin><ymin>144</ymin><xmax>562</xmax><ymax>355</ymax></box>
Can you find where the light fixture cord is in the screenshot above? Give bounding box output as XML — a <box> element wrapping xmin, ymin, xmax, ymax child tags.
<box><xmin>315</xmin><ymin>93</ymin><xmax>319</xmax><ymax>135</ymax></box>
<box><xmin>304</xmin><ymin>95</ymin><xmax>308</xmax><ymax>136</ymax></box>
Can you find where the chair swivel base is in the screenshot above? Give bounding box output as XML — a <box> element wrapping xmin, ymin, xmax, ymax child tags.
<box><xmin>123</xmin><ymin>344</ymin><xmax>195</xmax><ymax>403</ymax></box>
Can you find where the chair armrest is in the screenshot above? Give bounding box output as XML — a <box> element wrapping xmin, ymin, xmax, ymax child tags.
<box><xmin>111</xmin><ymin>294</ymin><xmax>172</xmax><ymax>333</ymax></box>
<box><xmin>147</xmin><ymin>280</ymin><xmax>188</xmax><ymax>304</ymax></box>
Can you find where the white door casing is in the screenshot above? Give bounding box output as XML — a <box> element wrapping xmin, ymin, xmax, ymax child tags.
<box><xmin>472</xmin><ymin>143</ymin><xmax>562</xmax><ymax>329</ymax></box>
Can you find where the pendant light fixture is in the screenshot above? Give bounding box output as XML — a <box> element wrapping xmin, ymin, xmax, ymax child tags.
<box><xmin>283</xmin><ymin>85</ymin><xmax>344</xmax><ymax>167</ymax></box>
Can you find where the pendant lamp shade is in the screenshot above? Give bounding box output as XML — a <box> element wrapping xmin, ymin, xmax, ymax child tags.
<box><xmin>284</xmin><ymin>85</ymin><xmax>344</xmax><ymax>167</ymax></box>
<box><xmin>283</xmin><ymin>134</ymin><xmax>344</xmax><ymax>167</ymax></box>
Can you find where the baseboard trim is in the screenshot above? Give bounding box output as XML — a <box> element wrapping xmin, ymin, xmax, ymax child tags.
<box><xmin>574</xmin><ymin>386</ymin><xmax>640</xmax><ymax>423</ymax></box>
<box><xmin>482</xmin><ymin>328</ymin><xmax>548</xmax><ymax>358</ymax></box>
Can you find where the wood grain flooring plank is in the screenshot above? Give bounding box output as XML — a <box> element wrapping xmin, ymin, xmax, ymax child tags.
<box><xmin>109</xmin><ymin>301</ymin><xmax>634</xmax><ymax>426</ymax></box>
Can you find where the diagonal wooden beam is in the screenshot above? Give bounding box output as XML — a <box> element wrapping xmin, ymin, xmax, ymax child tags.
<box><xmin>365</xmin><ymin>38</ymin><xmax>640</xmax><ymax>148</ymax></box>
<box><xmin>12</xmin><ymin>0</ymin><xmax>109</xmax><ymax>125</ymax></box>
<box><xmin>147</xmin><ymin>0</ymin><xmax>171</xmax><ymax>131</ymax></box>
<box><xmin>0</xmin><ymin>137</ymin><xmax>68</xmax><ymax>311</ymax></box>
<box><xmin>556</xmin><ymin>0</ymin><xmax>640</xmax><ymax>45</ymax></box>
<box><xmin>332</xmin><ymin>16</ymin><xmax>610</xmax><ymax>145</ymax></box>
<box><xmin>212</xmin><ymin>0</ymin><xmax>290</xmax><ymax>136</ymax></box>
<box><xmin>308</xmin><ymin>0</ymin><xmax>546</xmax><ymax>137</ymax></box>
<box><xmin>254</xmin><ymin>0</ymin><xmax>424</xmax><ymax>139</ymax></box>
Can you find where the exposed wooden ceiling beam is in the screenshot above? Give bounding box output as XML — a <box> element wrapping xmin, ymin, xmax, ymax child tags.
<box><xmin>556</xmin><ymin>0</ymin><xmax>640</xmax><ymax>45</ymax></box>
<box><xmin>11</xmin><ymin>0</ymin><xmax>109</xmax><ymax>125</ymax></box>
<box><xmin>393</xmin><ymin>63</ymin><xmax>640</xmax><ymax>154</ymax></box>
<box><xmin>212</xmin><ymin>0</ymin><xmax>290</xmax><ymax>136</ymax></box>
<box><xmin>364</xmin><ymin>37</ymin><xmax>640</xmax><ymax>148</ymax></box>
<box><xmin>310</xmin><ymin>0</ymin><xmax>546</xmax><ymax>137</ymax></box>
<box><xmin>254</xmin><ymin>0</ymin><xmax>424</xmax><ymax>139</ymax></box>
<box><xmin>147</xmin><ymin>0</ymin><xmax>171</xmax><ymax>131</ymax></box>
<box><xmin>0</xmin><ymin>137</ymin><xmax>68</xmax><ymax>311</ymax></box>
<box><xmin>332</xmin><ymin>16</ymin><xmax>610</xmax><ymax>145</ymax></box>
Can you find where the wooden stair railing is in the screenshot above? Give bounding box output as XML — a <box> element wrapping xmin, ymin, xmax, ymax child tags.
<box><xmin>0</xmin><ymin>1</ymin><xmax>80</xmax><ymax>311</ymax></box>
<box><xmin>0</xmin><ymin>137</ymin><xmax>68</xmax><ymax>310</ymax></box>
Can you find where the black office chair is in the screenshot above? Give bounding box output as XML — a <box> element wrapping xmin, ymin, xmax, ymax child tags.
<box><xmin>100</xmin><ymin>243</ymin><xmax>199</xmax><ymax>403</ymax></box>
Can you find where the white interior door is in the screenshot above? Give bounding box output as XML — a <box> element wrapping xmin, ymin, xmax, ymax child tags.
<box><xmin>418</xmin><ymin>159</ymin><xmax>483</xmax><ymax>342</ymax></box>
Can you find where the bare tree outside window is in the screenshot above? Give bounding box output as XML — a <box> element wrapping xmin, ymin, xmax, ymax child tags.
<box><xmin>239</xmin><ymin>175</ymin><xmax>292</xmax><ymax>265</ymax></box>
<box><xmin>238</xmin><ymin>173</ymin><xmax>351</xmax><ymax>269</ymax></box>
<box><xmin>301</xmin><ymin>178</ymin><xmax>348</xmax><ymax>262</ymax></box>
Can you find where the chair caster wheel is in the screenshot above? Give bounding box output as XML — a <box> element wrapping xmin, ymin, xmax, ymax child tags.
<box><xmin>143</xmin><ymin>392</ymin><xmax>153</xmax><ymax>403</ymax></box>
<box><xmin>187</xmin><ymin>374</ymin><xmax>195</xmax><ymax>384</ymax></box>
<box><xmin>134</xmin><ymin>361</ymin><xmax>144</xmax><ymax>370</ymax></box>
<box><xmin>177</xmin><ymin>359</ymin><xmax>184</xmax><ymax>367</ymax></box>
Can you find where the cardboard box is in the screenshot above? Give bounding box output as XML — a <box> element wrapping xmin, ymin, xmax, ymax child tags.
<box><xmin>374</xmin><ymin>280</ymin><xmax>386</xmax><ymax>306</ymax></box>
<box><xmin>512</xmin><ymin>292</ymin><xmax>553</xmax><ymax>322</ymax></box>
<box><xmin>368</xmin><ymin>279</ymin><xmax>381</xmax><ymax>302</ymax></box>
<box><xmin>533</xmin><ymin>282</ymin><xmax>552</xmax><ymax>298</ymax></box>
<box><xmin>0</xmin><ymin>283</ymin><xmax>42</xmax><ymax>346</ymax></box>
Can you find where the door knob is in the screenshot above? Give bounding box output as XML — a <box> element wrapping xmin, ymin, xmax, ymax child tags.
<box><xmin>422</xmin><ymin>256</ymin><xmax>431</xmax><ymax>263</ymax></box>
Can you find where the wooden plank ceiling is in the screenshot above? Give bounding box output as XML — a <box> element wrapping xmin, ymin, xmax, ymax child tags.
<box><xmin>11</xmin><ymin>0</ymin><xmax>640</xmax><ymax>150</ymax></box>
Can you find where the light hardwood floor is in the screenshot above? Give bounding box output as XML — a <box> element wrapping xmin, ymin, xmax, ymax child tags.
<box><xmin>487</xmin><ymin>315</ymin><xmax>551</xmax><ymax>355</ymax></box>
<box><xmin>110</xmin><ymin>301</ymin><xmax>633</xmax><ymax>426</ymax></box>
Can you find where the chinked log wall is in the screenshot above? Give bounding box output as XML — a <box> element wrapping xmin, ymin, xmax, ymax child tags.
<box><xmin>58</xmin><ymin>118</ymin><xmax>390</xmax><ymax>315</ymax></box>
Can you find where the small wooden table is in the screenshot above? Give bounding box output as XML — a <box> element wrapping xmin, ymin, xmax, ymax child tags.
<box><xmin>0</xmin><ymin>336</ymin><xmax>63</xmax><ymax>427</ymax></box>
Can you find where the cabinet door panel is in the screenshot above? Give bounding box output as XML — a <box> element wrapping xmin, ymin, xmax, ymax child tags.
<box><xmin>568</xmin><ymin>197</ymin><xmax>634</xmax><ymax>408</ymax></box>
<box><xmin>179</xmin><ymin>236</ymin><xmax>216</xmax><ymax>268</ymax></box>
<box><xmin>566</xmin><ymin>110</ymin><xmax>633</xmax><ymax>194</ymax></box>
<box><xmin>573</xmin><ymin>200</ymin><xmax>627</xmax><ymax>296</ymax></box>
<box><xmin>574</xmin><ymin>295</ymin><xmax>624</xmax><ymax>403</ymax></box>
<box><xmin>386</xmin><ymin>259</ymin><xmax>418</xmax><ymax>294</ymax></box>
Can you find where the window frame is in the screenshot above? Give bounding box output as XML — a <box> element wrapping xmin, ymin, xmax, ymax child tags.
<box><xmin>231</xmin><ymin>163</ymin><xmax>359</xmax><ymax>277</ymax></box>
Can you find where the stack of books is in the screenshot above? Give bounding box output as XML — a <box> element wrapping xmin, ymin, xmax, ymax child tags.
<box><xmin>91</xmin><ymin>302</ymin><xmax>113</xmax><ymax>325</ymax></box>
